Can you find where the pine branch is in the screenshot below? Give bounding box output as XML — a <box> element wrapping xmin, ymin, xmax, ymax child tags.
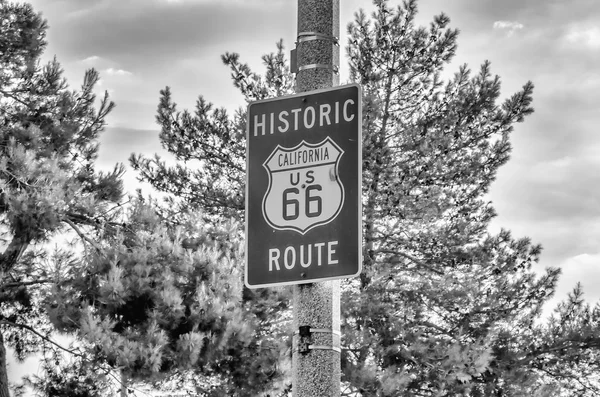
<box><xmin>0</xmin><ymin>168</ymin><xmax>34</xmax><ymax>188</ymax></box>
<box><xmin>64</xmin><ymin>211</ymin><xmax>123</xmax><ymax>231</ymax></box>
<box><xmin>100</xmin><ymin>199</ymin><xmax>130</xmax><ymax>217</ymax></box>
<box><xmin>0</xmin><ymin>234</ymin><xmax>31</xmax><ymax>273</ymax></box>
<box><xmin>375</xmin><ymin>249</ymin><xmax>444</xmax><ymax>275</ymax></box>
<box><xmin>0</xmin><ymin>278</ymin><xmax>53</xmax><ymax>289</ymax></box>
<box><xmin>535</xmin><ymin>365</ymin><xmax>596</xmax><ymax>394</ymax></box>
<box><xmin>518</xmin><ymin>339</ymin><xmax>600</xmax><ymax>366</ymax></box>
<box><xmin>0</xmin><ymin>89</ymin><xmax>33</xmax><ymax>109</ymax></box>
<box><xmin>0</xmin><ymin>319</ymin><xmax>83</xmax><ymax>357</ymax></box>
<box><xmin>63</xmin><ymin>217</ymin><xmax>102</xmax><ymax>252</ymax></box>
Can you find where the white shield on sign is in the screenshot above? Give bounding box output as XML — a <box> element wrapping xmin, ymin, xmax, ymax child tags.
<box><xmin>262</xmin><ymin>137</ymin><xmax>345</xmax><ymax>234</ymax></box>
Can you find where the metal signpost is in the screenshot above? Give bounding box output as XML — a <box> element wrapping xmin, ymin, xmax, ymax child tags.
<box><xmin>245</xmin><ymin>85</ymin><xmax>361</xmax><ymax>288</ymax></box>
<box><xmin>246</xmin><ymin>0</ymin><xmax>355</xmax><ymax>395</ymax></box>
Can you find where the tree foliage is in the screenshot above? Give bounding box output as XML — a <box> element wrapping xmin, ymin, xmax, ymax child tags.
<box><xmin>338</xmin><ymin>2</ymin><xmax>600</xmax><ymax>395</ymax></box>
<box><xmin>20</xmin><ymin>348</ymin><xmax>114</xmax><ymax>397</ymax></box>
<box><xmin>130</xmin><ymin>39</ymin><xmax>294</xmax><ymax>223</ymax></box>
<box><xmin>131</xmin><ymin>40</ymin><xmax>295</xmax><ymax>396</ymax></box>
<box><xmin>49</xmin><ymin>195</ymin><xmax>288</xmax><ymax>395</ymax></box>
<box><xmin>1</xmin><ymin>1</ymin><xmax>290</xmax><ymax>395</ymax></box>
<box><xmin>4</xmin><ymin>0</ymin><xmax>594</xmax><ymax>395</ymax></box>
<box><xmin>0</xmin><ymin>0</ymin><xmax>125</xmax><ymax>395</ymax></box>
<box><xmin>132</xmin><ymin>1</ymin><xmax>600</xmax><ymax>396</ymax></box>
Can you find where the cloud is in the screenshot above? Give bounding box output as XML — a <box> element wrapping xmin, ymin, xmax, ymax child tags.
<box><xmin>566</xmin><ymin>253</ymin><xmax>600</xmax><ymax>267</ymax></box>
<box><xmin>76</xmin><ymin>58</ymin><xmax>134</xmax><ymax>79</ymax></box>
<box><xmin>490</xmin><ymin>146</ymin><xmax>600</xmax><ymax>274</ymax></box>
<box><xmin>500</xmin><ymin>150</ymin><xmax>600</xmax><ymax>224</ymax></box>
<box><xmin>493</xmin><ymin>21</ymin><xmax>524</xmax><ymax>30</ymax></box>
<box><xmin>48</xmin><ymin>0</ymin><xmax>293</xmax><ymax>66</ymax></box>
<box><xmin>540</xmin><ymin>252</ymin><xmax>600</xmax><ymax>318</ymax></box>
<box><xmin>64</xmin><ymin>0</ymin><xmax>115</xmax><ymax>19</ymax></box>
<box><xmin>563</xmin><ymin>24</ymin><xmax>600</xmax><ymax>49</ymax></box>
<box><xmin>79</xmin><ymin>55</ymin><xmax>102</xmax><ymax>64</ymax></box>
<box><xmin>97</xmin><ymin>126</ymin><xmax>176</xmax><ymax>193</ymax></box>
<box><xmin>77</xmin><ymin>55</ymin><xmax>116</xmax><ymax>71</ymax></box>
<box><xmin>493</xmin><ymin>20</ymin><xmax>524</xmax><ymax>36</ymax></box>
<box><xmin>159</xmin><ymin>0</ymin><xmax>276</xmax><ymax>4</ymax></box>
<box><xmin>104</xmin><ymin>67</ymin><xmax>133</xmax><ymax>76</ymax></box>
<box><xmin>528</xmin><ymin>153</ymin><xmax>600</xmax><ymax>185</ymax></box>
<box><xmin>556</xmin><ymin>253</ymin><xmax>600</xmax><ymax>300</ymax></box>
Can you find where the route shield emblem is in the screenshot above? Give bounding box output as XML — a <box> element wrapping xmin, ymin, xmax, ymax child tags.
<box><xmin>262</xmin><ymin>137</ymin><xmax>345</xmax><ymax>234</ymax></box>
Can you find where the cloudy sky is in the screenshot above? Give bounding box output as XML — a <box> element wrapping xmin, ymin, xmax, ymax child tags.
<box><xmin>9</xmin><ymin>0</ymin><xmax>600</xmax><ymax>389</ymax></box>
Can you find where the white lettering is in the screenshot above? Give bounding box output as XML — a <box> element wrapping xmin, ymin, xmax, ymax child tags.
<box><xmin>300</xmin><ymin>244</ymin><xmax>312</xmax><ymax>268</ymax></box>
<box><xmin>328</xmin><ymin>241</ymin><xmax>339</xmax><ymax>264</ymax></box>
<box><xmin>254</xmin><ymin>97</ymin><xmax>357</xmax><ymax>137</ymax></box>
<box><xmin>343</xmin><ymin>99</ymin><xmax>355</xmax><ymax>122</ymax></box>
<box><xmin>314</xmin><ymin>242</ymin><xmax>325</xmax><ymax>266</ymax></box>
<box><xmin>284</xmin><ymin>246</ymin><xmax>296</xmax><ymax>270</ymax></box>
<box><xmin>304</xmin><ymin>106</ymin><xmax>315</xmax><ymax>129</ymax></box>
<box><xmin>267</xmin><ymin>241</ymin><xmax>339</xmax><ymax>271</ymax></box>
<box><xmin>254</xmin><ymin>114</ymin><xmax>266</xmax><ymax>136</ymax></box>
<box><xmin>291</xmin><ymin>108</ymin><xmax>302</xmax><ymax>131</ymax></box>
<box><xmin>278</xmin><ymin>110</ymin><xmax>289</xmax><ymax>133</ymax></box>
<box><xmin>320</xmin><ymin>104</ymin><xmax>331</xmax><ymax>126</ymax></box>
<box><xmin>269</xmin><ymin>249</ymin><xmax>280</xmax><ymax>271</ymax></box>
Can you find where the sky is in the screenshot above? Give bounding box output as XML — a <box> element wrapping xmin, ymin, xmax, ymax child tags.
<box><xmin>8</xmin><ymin>0</ymin><xmax>600</xmax><ymax>392</ymax></box>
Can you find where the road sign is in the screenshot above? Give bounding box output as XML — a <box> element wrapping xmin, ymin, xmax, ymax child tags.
<box><xmin>245</xmin><ymin>84</ymin><xmax>362</xmax><ymax>288</ymax></box>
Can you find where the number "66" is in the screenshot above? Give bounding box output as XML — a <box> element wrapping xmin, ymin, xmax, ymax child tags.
<box><xmin>282</xmin><ymin>185</ymin><xmax>322</xmax><ymax>220</ymax></box>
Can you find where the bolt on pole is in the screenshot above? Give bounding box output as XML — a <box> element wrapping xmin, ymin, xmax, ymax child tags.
<box><xmin>292</xmin><ymin>1</ymin><xmax>341</xmax><ymax>396</ymax></box>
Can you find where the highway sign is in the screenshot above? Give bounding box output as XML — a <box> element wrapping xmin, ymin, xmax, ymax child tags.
<box><xmin>245</xmin><ymin>84</ymin><xmax>362</xmax><ymax>288</ymax></box>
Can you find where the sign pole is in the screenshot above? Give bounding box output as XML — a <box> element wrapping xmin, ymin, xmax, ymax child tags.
<box><xmin>293</xmin><ymin>1</ymin><xmax>341</xmax><ymax>396</ymax></box>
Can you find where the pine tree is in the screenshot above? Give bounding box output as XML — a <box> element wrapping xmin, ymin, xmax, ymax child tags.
<box><xmin>0</xmin><ymin>1</ymin><xmax>123</xmax><ymax>395</ymax></box>
<box><xmin>0</xmin><ymin>3</ymin><xmax>287</xmax><ymax>394</ymax></box>
<box><xmin>21</xmin><ymin>348</ymin><xmax>114</xmax><ymax>397</ymax></box>
<box><xmin>341</xmin><ymin>2</ymin><xmax>600</xmax><ymax>395</ymax></box>
<box><xmin>130</xmin><ymin>40</ymin><xmax>294</xmax><ymax>396</ymax></box>
<box><xmin>132</xmin><ymin>1</ymin><xmax>600</xmax><ymax>396</ymax></box>
<box><xmin>47</xmin><ymin>195</ymin><xmax>288</xmax><ymax>395</ymax></box>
